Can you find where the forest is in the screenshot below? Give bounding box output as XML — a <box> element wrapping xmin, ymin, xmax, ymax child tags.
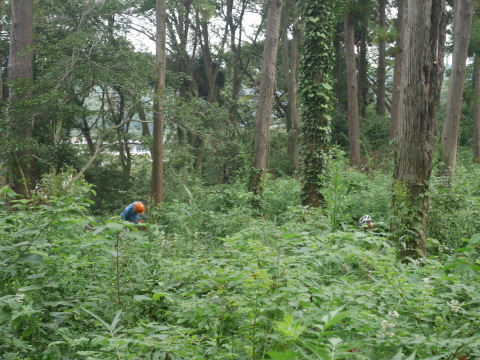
<box><xmin>1</xmin><ymin>0</ymin><xmax>480</xmax><ymax>359</ymax></box>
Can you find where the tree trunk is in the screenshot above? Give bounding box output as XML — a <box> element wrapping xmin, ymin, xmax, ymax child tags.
<box><xmin>291</xmin><ymin>22</ymin><xmax>301</xmax><ymax>173</ymax></box>
<box><xmin>299</xmin><ymin>0</ymin><xmax>335</xmax><ymax>207</ymax></box>
<box><xmin>474</xmin><ymin>55</ymin><xmax>480</xmax><ymax>163</ymax></box>
<box><xmin>394</xmin><ymin>0</ymin><xmax>446</xmax><ymax>260</ymax></box>
<box><xmin>440</xmin><ymin>0</ymin><xmax>474</xmax><ymax>182</ymax></box>
<box><xmin>248</xmin><ymin>0</ymin><xmax>283</xmax><ymax>207</ymax></box>
<box><xmin>377</xmin><ymin>0</ymin><xmax>386</xmax><ymax>116</ymax></box>
<box><xmin>0</xmin><ymin>0</ymin><xmax>3</xmax><ymax>103</ymax></box>
<box><xmin>390</xmin><ymin>0</ymin><xmax>405</xmax><ymax>141</ymax></box>
<box><xmin>344</xmin><ymin>13</ymin><xmax>361</xmax><ymax>167</ymax></box>
<box><xmin>358</xmin><ymin>22</ymin><xmax>369</xmax><ymax>119</ymax></box>
<box><xmin>151</xmin><ymin>0</ymin><xmax>167</xmax><ymax>205</ymax></box>
<box><xmin>8</xmin><ymin>0</ymin><xmax>35</xmax><ymax>197</ymax></box>
<box><xmin>282</xmin><ymin>0</ymin><xmax>301</xmax><ymax>173</ymax></box>
<box><xmin>138</xmin><ymin>107</ymin><xmax>151</xmax><ymax>137</ymax></box>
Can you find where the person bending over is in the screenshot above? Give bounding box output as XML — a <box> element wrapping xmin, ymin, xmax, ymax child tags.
<box><xmin>121</xmin><ymin>201</ymin><xmax>146</xmax><ymax>224</ymax></box>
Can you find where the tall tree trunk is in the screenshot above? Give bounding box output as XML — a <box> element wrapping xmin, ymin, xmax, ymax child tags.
<box><xmin>474</xmin><ymin>55</ymin><xmax>480</xmax><ymax>163</ymax></box>
<box><xmin>394</xmin><ymin>0</ymin><xmax>446</xmax><ymax>260</ymax></box>
<box><xmin>0</xmin><ymin>0</ymin><xmax>5</xmax><ymax>187</ymax></box>
<box><xmin>377</xmin><ymin>0</ymin><xmax>386</xmax><ymax>116</ymax></box>
<box><xmin>151</xmin><ymin>0</ymin><xmax>167</xmax><ymax>205</ymax></box>
<box><xmin>440</xmin><ymin>0</ymin><xmax>474</xmax><ymax>182</ymax></box>
<box><xmin>299</xmin><ymin>0</ymin><xmax>335</xmax><ymax>207</ymax></box>
<box><xmin>358</xmin><ymin>23</ymin><xmax>368</xmax><ymax>118</ymax></box>
<box><xmin>390</xmin><ymin>0</ymin><xmax>405</xmax><ymax>141</ymax></box>
<box><xmin>8</xmin><ymin>0</ymin><xmax>35</xmax><ymax>197</ymax></box>
<box><xmin>344</xmin><ymin>13</ymin><xmax>361</xmax><ymax>167</ymax></box>
<box><xmin>282</xmin><ymin>0</ymin><xmax>301</xmax><ymax>173</ymax></box>
<box><xmin>248</xmin><ymin>0</ymin><xmax>283</xmax><ymax>207</ymax></box>
<box><xmin>290</xmin><ymin>22</ymin><xmax>301</xmax><ymax>172</ymax></box>
<box><xmin>0</xmin><ymin>0</ymin><xmax>3</xmax><ymax>103</ymax></box>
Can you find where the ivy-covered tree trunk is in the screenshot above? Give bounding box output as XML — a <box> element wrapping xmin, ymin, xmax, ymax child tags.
<box><xmin>151</xmin><ymin>0</ymin><xmax>166</xmax><ymax>205</ymax></box>
<box><xmin>8</xmin><ymin>0</ymin><xmax>35</xmax><ymax>197</ymax></box>
<box><xmin>299</xmin><ymin>0</ymin><xmax>335</xmax><ymax>207</ymax></box>
<box><xmin>474</xmin><ymin>55</ymin><xmax>480</xmax><ymax>163</ymax></box>
<box><xmin>248</xmin><ymin>0</ymin><xmax>283</xmax><ymax>207</ymax></box>
<box><xmin>344</xmin><ymin>12</ymin><xmax>361</xmax><ymax>167</ymax></box>
<box><xmin>393</xmin><ymin>0</ymin><xmax>446</xmax><ymax>260</ymax></box>
<box><xmin>440</xmin><ymin>0</ymin><xmax>474</xmax><ymax>182</ymax></box>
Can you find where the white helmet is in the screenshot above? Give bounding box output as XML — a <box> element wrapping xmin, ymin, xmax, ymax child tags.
<box><xmin>358</xmin><ymin>214</ymin><xmax>372</xmax><ymax>227</ymax></box>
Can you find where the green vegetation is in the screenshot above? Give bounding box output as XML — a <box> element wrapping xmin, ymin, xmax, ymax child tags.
<box><xmin>2</xmin><ymin>159</ymin><xmax>480</xmax><ymax>360</ymax></box>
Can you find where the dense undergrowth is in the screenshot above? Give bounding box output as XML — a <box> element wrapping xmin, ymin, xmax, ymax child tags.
<box><xmin>1</xmin><ymin>159</ymin><xmax>480</xmax><ymax>360</ymax></box>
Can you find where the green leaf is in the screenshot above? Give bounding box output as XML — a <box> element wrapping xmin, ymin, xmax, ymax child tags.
<box><xmin>282</xmin><ymin>233</ymin><xmax>301</xmax><ymax>239</ymax></box>
<box><xmin>322</xmin><ymin>82</ymin><xmax>332</xmax><ymax>90</ymax></box>
<box><xmin>106</xmin><ymin>222</ymin><xmax>125</xmax><ymax>232</ymax></box>
<box><xmin>0</xmin><ymin>309</ymin><xmax>12</xmax><ymax>324</ymax></box>
<box><xmin>405</xmin><ymin>351</ymin><xmax>417</xmax><ymax>360</ymax></box>
<box><xmin>133</xmin><ymin>295</ymin><xmax>151</xmax><ymax>302</ymax></box>
<box><xmin>26</xmin><ymin>273</ymin><xmax>46</xmax><ymax>279</ymax></box>
<box><xmin>15</xmin><ymin>226</ymin><xmax>43</xmax><ymax>237</ymax></box>
<box><xmin>82</xmin><ymin>308</ymin><xmax>111</xmax><ymax>330</ymax></box>
<box><xmin>110</xmin><ymin>310</ymin><xmax>122</xmax><ymax>331</ymax></box>
<box><xmin>13</xmin><ymin>241</ymin><xmax>31</xmax><ymax>247</ymax></box>
<box><xmin>17</xmin><ymin>253</ymin><xmax>44</xmax><ymax>264</ymax></box>
<box><xmin>152</xmin><ymin>293</ymin><xmax>167</xmax><ymax>300</ymax></box>
<box><xmin>19</xmin><ymin>284</ymin><xmax>44</xmax><ymax>291</ymax></box>
<box><xmin>267</xmin><ymin>350</ymin><xmax>298</xmax><ymax>359</ymax></box>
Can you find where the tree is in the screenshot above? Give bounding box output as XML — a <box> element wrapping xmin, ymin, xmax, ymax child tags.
<box><xmin>151</xmin><ymin>0</ymin><xmax>167</xmax><ymax>205</ymax></box>
<box><xmin>376</xmin><ymin>0</ymin><xmax>386</xmax><ymax>115</ymax></box>
<box><xmin>0</xmin><ymin>0</ymin><xmax>5</xmax><ymax>187</ymax></box>
<box><xmin>440</xmin><ymin>0</ymin><xmax>474</xmax><ymax>182</ymax></box>
<box><xmin>357</xmin><ymin>11</ymin><xmax>369</xmax><ymax>119</ymax></box>
<box><xmin>393</xmin><ymin>0</ymin><xmax>446</xmax><ymax>259</ymax></box>
<box><xmin>7</xmin><ymin>0</ymin><xmax>35</xmax><ymax>197</ymax></box>
<box><xmin>281</xmin><ymin>0</ymin><xmax>301</xmax><ymax>172</ymax></box>
<box><xmin>474</xmin><ymin>55</ymin><xmax>480</xmax><ymax>163</ymax></box>
<box><xmin>248</xmin><ymin>0</ymin><xmax>283</xmax><ymax>207</ymax></box>
<box><xmin>299</xmin><ymin>0</ymin><xmax>335</xmax><ymax>207</ymax></box>
<box><xmin>344</xmin><ymin>12</ymin><xmax>361</xmax><ymax>167</ymax></box>
<box><xmin>390</xmin><ymin>0</ymin><xmax>405</xmax><ymax>141</ymax></box>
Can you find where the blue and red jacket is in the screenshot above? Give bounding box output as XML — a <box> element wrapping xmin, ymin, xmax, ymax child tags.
<box><xmin>121</xmin><ymin>203</ymin><xmax>142</xmax><ymax>224</ymax></box>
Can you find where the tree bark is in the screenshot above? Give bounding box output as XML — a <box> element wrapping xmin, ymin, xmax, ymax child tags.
<box><xmin>358</xmin><ymin>22</ymin><xmax>369</xmax><ymax>119</ymax></box>
<box><xmin>377</xmin><ymin>0</ymin><xmax>386</xmax><ymax>116</ymax></box>
<box><xmin>8</xmin><ymin>0</ymin><xmax>35</xmax><ymax>197</ymax></box>
<box><xmin>394</xmin><ymin>0</ymin><xmax>446</xmax><ymax>260</ymax></box>
<box><xmin>440</xmin><ymin>0</ymin><xmax>474</xmax><ymax>182</ymax></box>
<box><xmin>248</xmin><ymin>0</ymin><xmax>283</xmax><ymax>206</ymax></box>
<box><xmin>474</xmin><ymin>55</ymin><xmax>480</xmax><ymax>163</ymax></box>
<box><xmin>344</xmin><ymin>13</ymin><xmax>361</xmax><ymax>167</ymax></box>
<box><xmin>282</xmin><ymin>0</ymin><xmax>301</xmax><ymax>172</ymax></box>
<box><xmin>0</xmin><ymin>0</ymin><xmax>3</xmax><ymax>103</ymax></box>
<box><xmin>151</xmin><ymin>0</ymin><xmax>167</xmax><ymax>205</ymax></box>
<box><xmin>390</xmin><ymin>0</ymin><xmax>405</xmax><ymax>141</ymax></box>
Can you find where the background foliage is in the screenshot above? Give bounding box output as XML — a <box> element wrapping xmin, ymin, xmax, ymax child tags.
<box><xmin>1</xmin><ymin>159</ymin><xmax>480</xmax><ymax>359</ymax></box>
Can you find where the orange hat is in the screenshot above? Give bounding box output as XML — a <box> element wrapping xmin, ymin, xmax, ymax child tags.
<box><xmin>133</xmin><ymin>202</ymin><xmax>145</xmax><ymax>215</ymax></box>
